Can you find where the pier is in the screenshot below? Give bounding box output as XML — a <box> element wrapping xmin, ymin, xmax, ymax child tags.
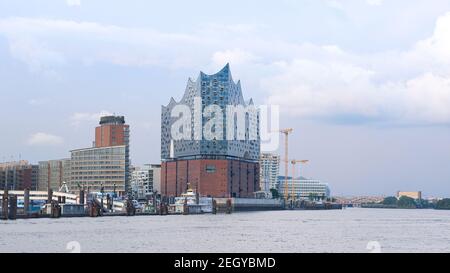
<box><xmin>0</xmin><ymin>189</ymin><xmax>342</xmax><ymax>221</ymax></box>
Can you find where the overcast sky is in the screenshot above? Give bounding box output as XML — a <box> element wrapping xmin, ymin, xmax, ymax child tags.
<box><xmin>1</xmin><ymin>0</ymin><xmax>450</xmax><ymax>197</ymax></box>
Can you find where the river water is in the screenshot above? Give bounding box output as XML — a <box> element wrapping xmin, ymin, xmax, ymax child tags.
<box><xmin>1</xmin><ymin>208</ymin><xmax>449</xmax><ymax>253</ymax></box>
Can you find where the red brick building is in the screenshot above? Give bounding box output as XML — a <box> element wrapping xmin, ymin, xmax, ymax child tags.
<box><xmin>0</xmin><ymin>161</ymin><xmax>37</xmax><ymax>190</ymax></box>
<box><xmin>161</xmin><ymin>159</ymin><xmax>259</xmax><ymax>198</ymax></box>
<box><xmin>95</xmin><ymin>116</ymin><xmax>129</xmax><ymax>148</ymax></box>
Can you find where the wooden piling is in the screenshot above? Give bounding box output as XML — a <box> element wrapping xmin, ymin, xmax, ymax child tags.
<box><xmin>8</xmin><ymin>195</ymin><xmax>17</xmax><ymax>220</ymax></box>
<box><xmin>24</xmin><ymin>188</ymin><xmax>30</xmax><ymax>218</ymax></box>
<box><xmin>106</xmin><ymin>194</ymin><xmax>112</xmax><ymax>212</ymax></box>
<box><xmin>212</xmin><ymin>199</ymin><xmax>217</xmax><ymax>214</ymax></box>
<box><xmin>226</xmin><ymin>198</ymin><xmax>232</xmax><ymax>214</ymax></box>
<box><xmin>126</xmin><ymin>199</ymin><xmax>136</xmax><ymax>216</ymax></box>
<box><xmin>183</xmin><ymin>197</ymin><xmax>189</xmax><ymax>215</ymax></box>
<box><xmin>1</xmin><ymin>190</ymin><xmax>8</xmax><ymax>220</ymax></box>
<box><xmin>50</xmin><ymin>201</ymin><xmax>61</xmax><ymax>218</ymax></box>
<box><xmin>47</xmin><ymin>189</ymin><xmax>53</xmax><ymax>204</ymax></box>
<box><xmin>79</xmin><ymin>189</ymin><xmax>85</xmax><ymax>205</ymax></box>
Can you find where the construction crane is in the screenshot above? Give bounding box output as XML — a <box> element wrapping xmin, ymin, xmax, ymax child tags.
<box><xmin>275</xmin><ymin>128</ymin><xmax>293</xmax><ymax>200</ymax></box>
<box><xmin>291</xmin><ymin>160</ymin><xmax>309</xmax><ymax>200</ymax></box>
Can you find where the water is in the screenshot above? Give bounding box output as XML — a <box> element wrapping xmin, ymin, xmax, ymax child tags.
<box><xmin>1</xmin><ymin>208</ymin><xmax>449</xmax><ymax>253</ymax></box>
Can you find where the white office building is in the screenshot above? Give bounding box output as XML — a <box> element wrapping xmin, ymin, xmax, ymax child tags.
<box><xmin>278</xmin><ymin>176</ymin><xmax>330</xmax><ymax>200</ymax></box>
<box><xmin>131</xmin><ymin>164</ymin><xmax>161</xmax><ymax>199</ymax></box>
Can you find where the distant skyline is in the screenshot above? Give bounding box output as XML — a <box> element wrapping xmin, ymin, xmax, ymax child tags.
<box><xmin>1</xmin><ymin>0</ymin><xmax>450</xmax><ymax>196</ymax></box>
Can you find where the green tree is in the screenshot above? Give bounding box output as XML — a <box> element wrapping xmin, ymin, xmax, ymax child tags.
<box><xmin>416</xmin><ymin>198</ymin><xmax>432</xmax><ymax>209</ymax></box>
<box><xmin>397</xmin><ymin>196</ymin><xmax>417</xmax><ymax>209</ymax></box>
<box><xmin>270</xmin><ymin>188</ymin><xmax>279</xmax><ymax>199</ymax></box>
<box><xmin>382</xmin><ymin>196</ymin><xmax>398</xmax><ymax>206</ymax></box>
<box><xmin>435</xmin><ymin>198</ymin><xmax>450</xmax><ymax>210</ymax></box>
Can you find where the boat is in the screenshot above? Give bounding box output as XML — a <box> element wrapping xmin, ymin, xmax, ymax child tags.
<box><xmin>170</xmin><ymin>184</ymin><xmax>213</xmax><ymax>214</ymax></box>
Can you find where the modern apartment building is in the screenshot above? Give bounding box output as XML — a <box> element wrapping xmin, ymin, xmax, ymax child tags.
<box><xmin>0</xmin><ymin>161</ymin><xmax>39</xmax><ymax>190</ymax></box>
<box><xmin>38</xmin><ymin>158</ymin><xmax>71</xmax><ymax>191</ymax></box>
<box><xmin>161</xmin><ymin>64</ymin><xmax>260</xmax><ymax>198</ymax></box>
<box><xmin>131</xmin><ymin>164</ymin><xmax>161</xmax><ymax>199</ymax></box>
<box><xmin>259</xmin><ymin>153</ymin><xmax>280</xmax><ymax>192</ymax></box>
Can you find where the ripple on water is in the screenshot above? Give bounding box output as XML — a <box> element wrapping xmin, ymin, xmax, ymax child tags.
<box><xmin>1</xmin><ymin>208</ymin><xmax>450</xmax><ymax>253</ymax></box>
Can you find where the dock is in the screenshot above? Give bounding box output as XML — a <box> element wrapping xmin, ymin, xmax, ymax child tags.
<box><xmin>1</xmin><ymin>189</ymin><xmax>341</xmax><ymax>221</ymax></box>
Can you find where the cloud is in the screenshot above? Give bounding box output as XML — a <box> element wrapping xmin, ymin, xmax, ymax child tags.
<box><xmin>66</xmin><ymin>0</ymin><xmax>81</xmax><ymax>7</ymax></box>
<box><xmin>27</xmin><ymin>132</ymin><xmax>64</xmax><ymax>146</ymax></box>
<box><xmin>2</xmin><ymin>12</ymin><xmax>450</xmax><ymax>125</ymax></box>
<box><xmin>264</xmin><ymin>59</ymin><xmax>450</xmax><ymax>125</ymax></box>
<box><xmin>366</xmin><ymin>0</ymin><xmax>383</xmax><ymax>6</ymax></box>
<box><xmin>212</xmin><ymin>49</ymin><xmax>258</xmax><ymax>67</ymax></box>
<box><xmin>0</xmin><ymin>17</ymin><xmax>202</xmax><ymax>71</ymax></box>
<box><xmin>263</xmin><ymin>12</ymin><xmax>450</xmax><ymax>125</ymax></box>
<box><xmin>264</xmin><ymin>58</ymin><xmax>379</xmax><ymax>119</ymax></box>
<box><xmin>326</xmin><ymin>0</ymin><xmax>345</xmax><ymax>10</ymax></box>
<box><xmin>70</xmin><ymin>110</ymin><xmax>113</xmax><ymax>126</ymax></box>
<box><xmin>410</xmin><ymin>11</ymin><xmax>450</xmax><ymax>68</ymax></box>
<box><xmin>28</xmin><ymin>98</ymin><xmax>48</xmax><ymax>106</ymax></box>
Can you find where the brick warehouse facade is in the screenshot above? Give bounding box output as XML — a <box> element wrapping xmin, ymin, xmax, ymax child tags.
<box><xmin>161</xmin><ymin>159</ymin><xmax>259</xmax><ymax>198</ymax></box>
<box><xmin>161</xmin><ymin>64</ymin><xmax>261</xmax><ymax>198</ymax></box>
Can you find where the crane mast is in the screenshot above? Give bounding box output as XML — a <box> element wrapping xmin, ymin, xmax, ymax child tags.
<box><xmin>277</xmin><ymin>128</ymin><xmax>293</xmax><ymax>201</ymax></box>
<box><xmin>290</xmin><ymin>159</ymin><xmax>309</xmax><ymax>201</ymax></box>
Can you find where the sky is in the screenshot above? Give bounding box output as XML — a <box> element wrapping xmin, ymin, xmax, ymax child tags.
<box><xmin>1</xmin><ymin>0</ymin><xmax>450</xmax><ymax>197</ymax></box>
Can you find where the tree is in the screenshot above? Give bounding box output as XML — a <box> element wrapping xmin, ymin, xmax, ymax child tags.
<box><xmin>416</xmin><ymin>198</ymin><xmax>433</xmax><ymax>209</ymax></box>
<box><xmin>397</xmin><ymin>196</ymin><xmax>417</xmax><ymax>209</ymax></box>
<box><xmin>270</xmin><ymin>188</ymin><xmax>279</xmax><ymax>199</ymax></box>
<box><xmin>435</xmin><ymin>198</ymin><xmax>450</xmax><ymax>210</ymax></box>
<box><xmin>382</xmin><ymin>196</ymin><xmax>398</xmax><ymax>206</ymax></box>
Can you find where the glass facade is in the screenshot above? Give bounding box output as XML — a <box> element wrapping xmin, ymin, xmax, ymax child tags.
<box><xmin>38</xmin><ymin>159</ymin><xmax>71</xmax><ymax>191</ymax></box>
<box><xmin>278</xmin><ymin>177</ymin><xmax>330</xmax><ymax>199</ymax></box>
<box><xmin>70</xmin><ymin>146</ymin><xmax>128</xmax><ymax>195</ymax></box>
<box><xmin>161</xmin><ymin>64</ymin><xmax>260</xmax><ymax>162</ymax></box>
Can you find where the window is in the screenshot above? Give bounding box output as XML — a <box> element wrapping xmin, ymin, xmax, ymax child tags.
<box><xmin>205</xmin><ymin>165</ymin><xmax>216</xmax><ymax>173</ymax></box>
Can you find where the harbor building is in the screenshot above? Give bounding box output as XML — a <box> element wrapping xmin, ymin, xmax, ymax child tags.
<box><xmin>38</xmin><ymin>158</ymin><xmax>71</xmax><ymax>191</ymax></box>
<box><xmin>278</xmin><ymin>176</ymin><xmax>330</xmax><ymax>200</ymax></box>
<box><xmin>161</xmin><ymin>64</ymin><xmax>260</xmax><ymax>198</ymax></box>
<box><xmin>0</xmin><ymin>161</ymin><xmax>39</xmax><ymax>190</ymax></box>
<box><xmin>397</xmin><ymin>191</ymin><xmax>422</xmax><ymax>200</ymax></box>
<box><xmin>70</xmin><ymin>115</ymin><xmax>130</xmax><ymax>196</ymax></box>
<box><xmin>131</xmin><ymin>164</ymin><xmax>161</xmax><ymax>199</ymax></box>
<box><xmin>259</xmin><ymin>153</ymin><xmax>280</xmax><ymax>193</ymax></box>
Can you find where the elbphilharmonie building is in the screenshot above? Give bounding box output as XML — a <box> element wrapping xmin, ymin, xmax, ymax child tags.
<box><xmin>161</xmin><ymin>64</ymin><xmax>260</xmax><ymax>198</ymax></box>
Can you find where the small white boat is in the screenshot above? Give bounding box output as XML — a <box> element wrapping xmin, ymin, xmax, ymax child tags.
<box><xmin>171</xmin><ymin>185</ymin><xmax>213</xmax><ymax>214</ymax></box>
